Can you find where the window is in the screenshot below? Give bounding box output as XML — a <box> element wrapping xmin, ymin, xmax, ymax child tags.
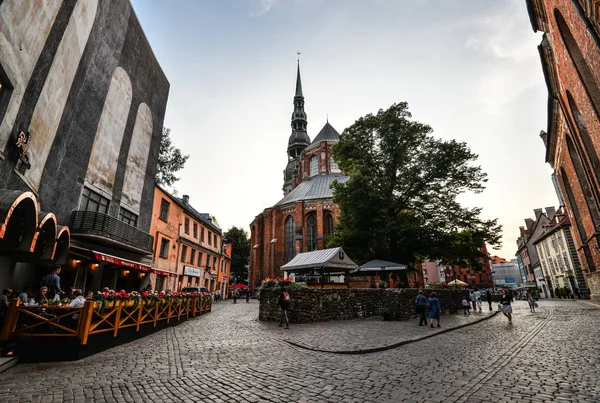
<box><xmin>193</xmin><ymin>223</ymin><xmax>198</xmax><ymax>238</ymax></box>
<box><xmin>423</xmin><ymin>269</ymin><xmax>428</xmax><ymax>275</ymax></box>
<box><xmin>214</xmin><ymin>234</ymin><xmax>217</xmax><ymax>248</ymax></box>
<box><xmin>326</xmin><ymin>214</ymin><xmax>334</xmax><ymax>236</ymax></box>
<box><xmin>184</xmin><ymin>217</ymin><xmax>190</xmax><ymax>234</ymax></box>
<box><xmin>201</xmin><ymin>228</ymin><xmax>205</xmax><ymax>242</ymax></box>
<box><xmin>307</xmin><ymin>215</ymin><xmax>317</xmax><ymax>252</ymax></box>
<box><xmin>119</xmin><ymin>207</ymin><xmax>138</xmax><ymax>227</ymax></box>
<box><xmin>330</xmin><ymin>157</ymin><xmax>339</xmax><ymax>171</ymax></box>
<box><xmin>159</xmin><ymin>199</ymin><xmax>170</xmax><ymax>221</ymax></box>
<box><xmin>310</xmin><ymin>155</ymin><xmax>318</xmax><ymax>176</ymax></box>
<box><xmin>190</xmin><ymin>249</ymin><xmax>196</xmax><ymax>265</ymax></box>
<box><xmin>208</xmin><ymin>232</ymin><xmax>212</xmax><ymax>246</ymax></box>
<box><xmin>566</xmin><ymin>91</ymin><xmax>600</xmax><ymax>183</ymax></box>
<box><xmin>197</xmin><ymin>252</ymin><xmax>203</xmax><ymax>266</ymax></box>
<box><xmin>80</xmin><ymin>187</ymin><xmax>110</xmax><ymax>214</ymax></box>
<box><xmin>181</xmin><ymin>245</ymin><xmax>188</xmax><ymax>263</ymax></box>
<box><xmin>285</xmin><ymin>216</ymin><xmax>296</xmax><ymax>262</ymax></box>
<box><xmin>159</xmin><ymin>238</ymin><xmax>170</xmax><ymax>258</ymax></box>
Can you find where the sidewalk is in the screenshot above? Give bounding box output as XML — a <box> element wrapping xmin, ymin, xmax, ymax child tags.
<box><xmin>275</xmin><ymin>308</ymin><xmax>498</xmax><ymax>354</ymax></box>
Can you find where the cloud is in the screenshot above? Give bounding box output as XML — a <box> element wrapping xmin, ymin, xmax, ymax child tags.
<box><xmin>250</xmin><ymin>0</ymin><xmax>277</xmax><ymax>17</ymax></box>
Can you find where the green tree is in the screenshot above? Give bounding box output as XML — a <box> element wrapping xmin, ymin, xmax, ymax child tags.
<box><xmin>224</xmin><ymin>226</ymin><xmax>251</xmax><ymax>285</ymax></box>
<box><xmin>156</xmin><ymin>127</ymin><xmax>189</xmax><ymax>187</ymax></box>
<box><xmin>329</xmin><ymin>102</ymin><xmax>501</xmax><ymax>270</ymax></box>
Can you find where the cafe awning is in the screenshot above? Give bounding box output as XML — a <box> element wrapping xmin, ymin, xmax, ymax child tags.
<box><xmin>351</xmin><ymin>259</ymin><xmax>408</xmax><ymax>275</ymax></box>
<box><xmin>281</xmin><ymin>247</ymin><xmax>358</xmax><ymax>273</ymax></box>
<box><xmin>93</xmin><ymin>250</ymin><xmax>151</xmax><ymax>273</ymax></box>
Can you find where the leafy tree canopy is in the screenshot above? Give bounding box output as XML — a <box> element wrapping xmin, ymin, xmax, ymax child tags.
<box><xmin>224</xmin><ymin>226</ymin><xmax>251</xmax><ymax>285</ymax></box>
<box><xmin>156</xmin><ymin>127</ymin><xmax>189</xmax><ymax>187</ymax></box>
<box><xmin>328</xmin><ymin>102</ymin><xmax>501</xmax><ymax>270</ymax></box>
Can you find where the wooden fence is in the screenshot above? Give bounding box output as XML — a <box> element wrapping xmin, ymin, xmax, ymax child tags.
<box><xmin>0</xmin><ymin>296</ymin><xmax>212</xmax><ymax>345</ymax></box>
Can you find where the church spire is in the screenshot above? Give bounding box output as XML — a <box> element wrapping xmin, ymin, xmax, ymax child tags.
<box><xmin>295</xmin><ymin>61</ymin><xmax>303</xmax><ymax>98</ymax></box>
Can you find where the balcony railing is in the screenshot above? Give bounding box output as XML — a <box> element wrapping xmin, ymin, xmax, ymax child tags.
<box><xmin>70</xmin><ymin>211</ymin><xmax>153</xmax><ymax>253</ymax></box>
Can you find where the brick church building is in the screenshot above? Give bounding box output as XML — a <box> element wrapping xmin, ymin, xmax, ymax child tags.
<box><xmin>248</xmin><ymin>64</ymin><xmax>347</xmax><ymax>289</ymax></box>
<box><xmin>528</xmin><ymin>1</ymin><xmax>600</xmax><ymax>298</ymax></box>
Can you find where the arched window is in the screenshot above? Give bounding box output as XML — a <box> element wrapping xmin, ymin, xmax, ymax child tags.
<box><xmin>566</xmin><ymin>135</ymin><xmax>600</xmax><ymax>229</ymax></box>
<box><xmin>285</xmin><ymin>216</ymin><xmax>296</xmax><ymax>262</ymax></box>
<box><xmin>310</xmin><ymin>155</ymin><xmax>318</xmax><ymax>176</ymax></box>
<box><xmin>325</xmin><ymin>214</ymin><xmax>334</xmax><ymax>236</ymax></box>
<box><xmin>560</xmin><ymin>167</ymin><xmax>596</xmax><ymax>272</ymax></box>
<box><xmin>307</xmin><ymin>215</ymin><xmax>317</xmax><ymax>251</ymax></box>
<box><xmin>330</xmin><ymin>157</ymin><xmax>339</xmax><ymax>171</ymax></box>
<box><xmin>555</xmin><ymin>9</ymin><xmax>600</xmax><ymax>115</ymax></box>
<box><xmin>566</xmin><ymin>91</ymin><xmax>600</xmax><ymax>181</ymax></box>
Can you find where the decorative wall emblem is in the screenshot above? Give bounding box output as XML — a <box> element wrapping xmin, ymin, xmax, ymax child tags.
<box><xmin>15</xmin><ymin>131</ymin><xmax>31</xmax><ymax>170</ymax></box>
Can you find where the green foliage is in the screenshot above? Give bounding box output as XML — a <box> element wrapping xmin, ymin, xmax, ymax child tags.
<box><xmin>378</xmin><ymin>280</ymin><xmax>388</xmax><ymax>289</ymax></box>
<box><xmin>261</xmin><ymin>279</ymin><xmax>279</xmax><ymax>289</ymax></box>
<box><xmin>285</xmin><ymin>282</ymin><xmax>307</xmax><ymax>290</ymax></box>
<box><xmin>328</xmin><ymin>102</ymin><xmax>502</xmax><ymax>270</ymax></box>
<box><xmin>156</xmin><ymin>127</ymin><xmax>190</xmax><ymax>187</ymax></box>
<box><xmin>224</xmin><ymin>226</ymin><xmax>251</xmax><ymax>285</ymax></box>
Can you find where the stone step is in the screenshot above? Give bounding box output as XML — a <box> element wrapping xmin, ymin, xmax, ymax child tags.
<box><xmin>0</xmin><ymin>356</ymin><xmax>18</xmax><ymax>373</ymax></box>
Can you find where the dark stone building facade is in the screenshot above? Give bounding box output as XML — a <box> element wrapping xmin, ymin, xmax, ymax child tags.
<box><xmin>249</xmin><ymin>64</ymin><xmax>347</xmax><ymax>290</ymax></box>
<box><xmin>528</xmin><ymin>0</ymin><xmax>600</xmax><ymax>298</ymax></box>
<box><xmin>0</xmin><ymin>0</ymin><xmax>169</xmax><ymax>292</ymax></box>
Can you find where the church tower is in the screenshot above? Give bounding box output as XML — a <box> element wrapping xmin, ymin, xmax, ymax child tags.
<box><xmin>283</xmin><ymin>62</ymin><xmax>310</xmax><ymax>195</ymax></box>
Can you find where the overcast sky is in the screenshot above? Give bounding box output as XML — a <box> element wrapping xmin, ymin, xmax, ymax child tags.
<box><xmin>130</xmin><ymin>0</ymin><xmax>557</xmax><ymax>260</ymax></box>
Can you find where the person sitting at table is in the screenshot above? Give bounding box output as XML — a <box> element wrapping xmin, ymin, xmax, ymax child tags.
<box><xmin>69</xmin><ymin>289</ymin><xmax>86</xmax><ymax>322</ymax></box>
<box><xmin>34</xmin><ymin>286</ymin><xmax>50</xmax><ymax>305</ymax></box>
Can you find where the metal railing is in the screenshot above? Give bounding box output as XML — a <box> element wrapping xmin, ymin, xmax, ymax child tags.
<box><xmin>70</xmin><ymin>211</ymin><xmax>154</xmax><ymax>252</ymax></box>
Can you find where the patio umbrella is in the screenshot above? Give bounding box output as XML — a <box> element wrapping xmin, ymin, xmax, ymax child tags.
<box><xmin>447</xmin><ymin>279</ymin><xmax>468</xmax><ymax>287</ymax></box>
<box><xmin>230</xmin><ymin>283</ymin><xmax>248</xmax><ymax>289</ymax></box>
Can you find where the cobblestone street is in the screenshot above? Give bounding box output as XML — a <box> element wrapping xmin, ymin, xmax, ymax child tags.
<box><xmin>0</xmin><ymin>300</ymin><xmax>598</xmax><ymax>402</ymax></box>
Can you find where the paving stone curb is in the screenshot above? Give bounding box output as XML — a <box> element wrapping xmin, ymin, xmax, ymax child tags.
<box><xmin>284</xmin><ymin>310</ymin><xmax>500</xmax><ymax>355</ymax></box>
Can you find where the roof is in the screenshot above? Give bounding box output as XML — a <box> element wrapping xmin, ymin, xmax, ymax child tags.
<box><xmin>311</xmin><ymin>122</ymin><xmax>340</xmax><ymax>144</ymax></box>
<box><xmin>280</xmin><ymin>247</ymin><xmax>358</xmax><ymax>272</ymax></box>
<box><xmin>275</xmin><ymin>173</ymin><xmax>348</xmax><ymax>206</ymax></box>
<box><xmin>355</xmin><ymin>260</ymin><xmax>408</xmax><ymax>272</ymax></box>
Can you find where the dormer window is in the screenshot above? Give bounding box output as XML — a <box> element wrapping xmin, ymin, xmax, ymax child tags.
<box><xmin>330</xmin><ymin>157</ymin><xmax>339</xmax><ymax>172</ymax></box>
<box><xmin>310</xmin><ymin>155</ymin><xmax>318</xmax><ymax>176</ymax></box>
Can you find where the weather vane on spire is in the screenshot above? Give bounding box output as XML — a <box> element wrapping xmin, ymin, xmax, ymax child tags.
<box><xmin>297</xmin><ymin>51</ymin><xmax>301</xmax><ymax>62</ymax></box>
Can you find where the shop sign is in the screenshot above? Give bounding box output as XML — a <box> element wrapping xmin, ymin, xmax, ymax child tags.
<box><xmin>152</xmin><ymin>268</ymin><xmax>178</xmax><ymax>278</ymax></box>
<box><xmin>93</xmin><ymin>251</ymin><xmax>151</xmax><ymax>272</ymax></box>
<box><xmin>184</xmin><ymin>266</ymin><xmax>201</xmax><ymax>277</ymax></box>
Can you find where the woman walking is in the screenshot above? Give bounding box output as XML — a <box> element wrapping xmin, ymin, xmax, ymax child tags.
<box><xmin>526</xmin><ymin>290</ymin><xmax>536</xmax><ymax>313</ymax></box>
<box><xmin>428</xmin><ymin>292</ymin><xmax>441</xmax><ymax>328</ymax></box>
<box><xmin>500</xmin><ymin>288</ymin><xmax>513</xmax><ymax>324</ymax></box>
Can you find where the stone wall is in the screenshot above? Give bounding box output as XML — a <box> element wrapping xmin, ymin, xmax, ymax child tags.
<box><xmin>259</xmin><ymin>288</ymin><xmax>469</xmax><ymax>323</ymax></box>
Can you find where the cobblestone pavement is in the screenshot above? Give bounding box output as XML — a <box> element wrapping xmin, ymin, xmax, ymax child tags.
<box><xmin>0</xmin><ymin>299</ymin><xmax>599</xmax><ymax>402</ymax></box>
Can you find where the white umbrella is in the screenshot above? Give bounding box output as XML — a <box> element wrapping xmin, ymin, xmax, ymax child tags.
<box><xmin>447</xmin><ymin>279</ymin><xmax>468</xmax><ymax>287</ymax></box>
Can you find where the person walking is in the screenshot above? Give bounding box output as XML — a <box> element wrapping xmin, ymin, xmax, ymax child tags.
<box><xmin>476</xmin><ymin>290</ymin><xmax>482</xmax><ymax>312</ymax></box>
<box><xmin>40</xmin><ymin>265</ymin><xmax>63</xmax><ymax>300</ymax></box>
<box><xmin>232</xmin><ymin>289</ymin><xmax>238</xmax><ymax>304</ymax></box>
<box><xmin>278</xmin><ymin>285</ymin><xmax>290</xmax><ymax>329</ymax></box>
<box><xmin>461</xmin><ymin>297</ymin><xmax>470</xmax><ymax>315</ymax></box>
<box><xmin>500</xmin><ymin>288</ymin><xmax>513</xmax><ymax>324</ymax></box>
<box><xmin>526</xmin><ymin>290</ymin><xmax>536</xmax><ymax>313</ymax></box>
<box><xmin>486</xmin><ymin>289</ymin><xmax>493</xmax><ymax>311</ymax></box>
<box><xmin>469</xmin><ymin>289</ymin><xmax>477</xmax><ymax>311</ymax></box>
<box><xmin>246</xmin><ymin>289</ymin><xmax>250</xmax><ymax>303</ymax></box>
<box><xmin>428</xmin><ymin>292</ymin><xmax>441</xmax><ymax>328</ymax></box>
<box><xmin>415</xmin><ymin>290</ymin><xmax>427</xmax><ymax>326</ymax></box>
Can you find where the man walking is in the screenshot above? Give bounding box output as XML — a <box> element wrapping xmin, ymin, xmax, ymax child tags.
<box><xmin>415</xmin><ymin>290</ymin><xmax>427</xmax><ymax>326</ymax></box>
<box><xmin>278</xmin><ymin>285</ymin><xmax>290</xmax><ymax>329</ymax></box>
<box><xmin>469</xmin><ymin>289</ymin><xmax>477</xmax><ymax>311</ymax></box>
<box><xmin>486</xmin><ymin>289</ymin><xmax>493</xmax><ymax>311</ymax></box>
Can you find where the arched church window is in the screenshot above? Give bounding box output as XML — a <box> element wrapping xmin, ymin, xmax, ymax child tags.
<box><xmin>566</xmin><ymin>91</ymin><xmax>600</xmax><ymax>180</ymax></box>
<box><xmin>330</xmin><ymin>156</ymin><xmax>339</xmax><ymax>171</ymax></box>
<box><xmin>310</xmin><ymin>155</ymin><xmax>318</xmax><ymax>176</ymax></box>
<box><xmin>555</xmin><ymin>9</ymin><xmax>600</xmax><ymax>115</ymax></box>
<box><xmin>325</xmin><ymin>214</ymin><xmax>334</xmax><ymax>236</ymax></box>
<box><xmin>285</xmin><ymin>216</ymin><xmax>296</xmax><ymax>262</ymax></box>
<box><xmin>307</xmin><ymin>215</ymin><xmax>317</xmax><ymax>252</ymax></box>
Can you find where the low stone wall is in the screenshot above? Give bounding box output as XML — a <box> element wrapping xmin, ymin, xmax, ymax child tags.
<box><xmin>259</xmin><ymin>288</ymin><xmax>469</xmax><ymax>323</ymax></box>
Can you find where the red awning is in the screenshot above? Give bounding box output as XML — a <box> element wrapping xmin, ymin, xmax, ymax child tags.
<box><xmin>152</xmin><ymin>268</ymin><xmax>178</xmax><ymax>278</ymax></box>
<box><xmin>93</xmin><ymin>251</ymin><xmax>151</xmax><ymax>273</ymax></box>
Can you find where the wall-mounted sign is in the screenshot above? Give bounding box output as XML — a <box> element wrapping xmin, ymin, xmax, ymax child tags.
<box><xmin>183</xmin><ymin>266</ymin><xmax>201</xmax><ymax>277</ymax></box>
<box><xmin>152</xmin><ymin>268</ymin><xmax>177</xmax><ymax>278</ymax></box>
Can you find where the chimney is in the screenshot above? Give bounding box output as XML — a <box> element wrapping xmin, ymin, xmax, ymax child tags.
<box><xmin>525</xmin><ymin>218</ymin><xmax>534</xmax><ymax>230</ymax></box>
<box><xmin>533</xmin><ymin>208</ymin><xmax>543</xmax><ymax>220</ymax></box>
<box><xmin>182</xmin><ymin>195</ymin><xmax>189</xmax><ymax>204</ymax></box>
<box><xmin>545</xmin><ymin>206</ymin><xmax>556</xmax><ymax>221</ymax></box>
<box><xmin>539</xmin><ymin>130</ymin><xmax>548</xmax><ymax>148</ymax></box>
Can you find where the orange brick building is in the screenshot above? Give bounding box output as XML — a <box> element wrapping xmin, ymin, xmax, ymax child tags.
<box><xmin>249</xmin><ymin>64</ymin><xmax>346</xmax><ymax>289</ymax></box>
<box><xmin>149</xmin><ymin>185</ymin><xmax>230</xmax><ymax>295</ymax></box>
<box><xmin>528</xmin><ymin>1</ymin><xmax>600</xmax><ymax>297</ymax></box>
